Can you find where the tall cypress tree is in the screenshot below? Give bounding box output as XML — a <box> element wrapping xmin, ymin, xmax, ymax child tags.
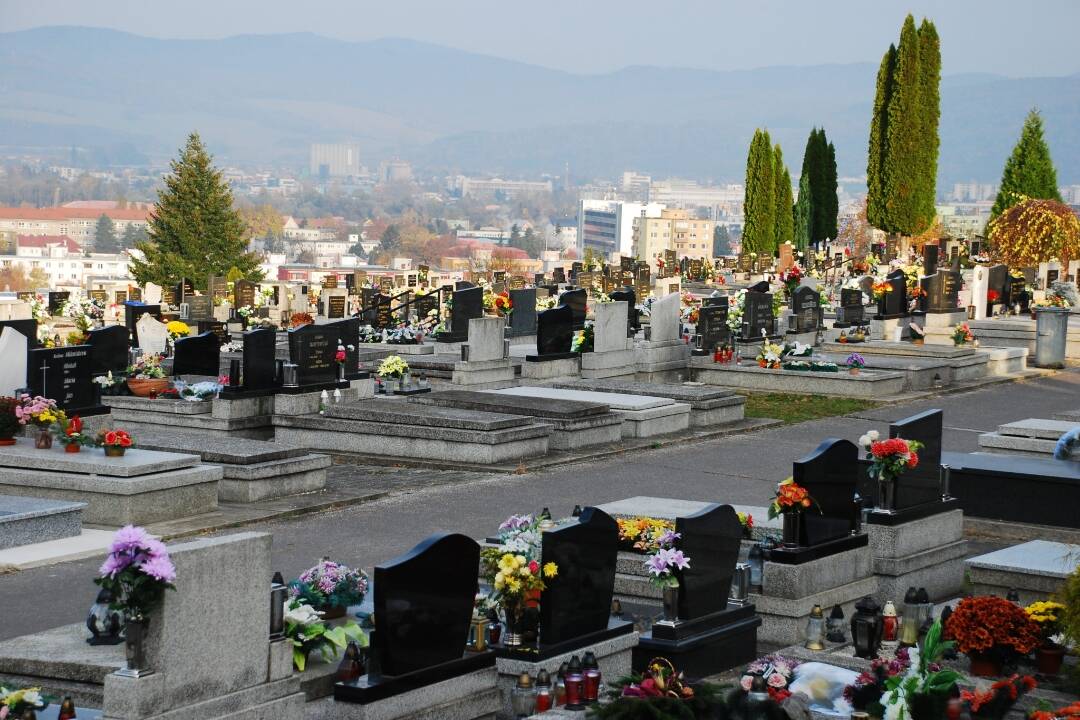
<box><xmin>742</xmin><ymin>129</ymin><xmax>776</xmax><ymax>255</ymax></box>
<box><xmin>801</xmin><ymin>129</ymin><xmax>822</xmax><ymax>242</ymax></box>
<box><xmin>867</xmin><ymin>45</ymin><xmax>897</xmax><ymax>229</ymax></box>
<box><xmin>882</xmin><ymin>15</ymin><xmax>923</xmax><ymax>235</ymax></box>
<box><xmin>773</xmin><ymin>145</ymin><xmax>795</xmax><ymax>250</ymax></box>
<box><xmin>823</xmin><ymin>139</ymin><xmax>839</xmax><ymax>240</ymax></box>
<box><xmin>990</xmin><ymin>109</ymin><xmax>1062</xmax><ymax>220</ymax></box>
<box><xmin>793</xmin><ymin>172</ymin><xmax>813</xmax><ymax>251</ymax></box>
<box><xmin>130</xmin><ymin>132</ymin><xmax>263</xmax><ymax>290</ymax></box>
<box><xmin>916</xmin><ymin>19</ymin><xmax>941</xmax><ymax>230</ymax></box>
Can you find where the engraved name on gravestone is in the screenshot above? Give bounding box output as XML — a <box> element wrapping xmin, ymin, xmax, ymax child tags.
<box><xmin>197</xmin><ymin>320</ymin><xmax>229</xmax><ymax>346</ymax></box>
<box><xmin>29</xmin><ymin>345</ymin><xmax>97</xmax><ymax>414</ymax></box>
<box><xmin>135</xmin><ymin>315</ymin><xmax>169</xmax><ymax>355</ymax></box>
<box><xmin>742</xmin><ymin>291</ymin><xmax>774</xmax><ymax>339</ymax></box>
<box><xmin>553</xmin><ymin>267</ymin><xmax>566</xmax><ymax>284</ymax></box>
<box><xmin>923</xmin><ymin>270</ymin><xmax>961</xmax><ymax>312</ymax></box>
<box><xmin>325</xmin><ymin>318</ymin><xmax>360</xmax><ymax>376</ymax></box>
<box><xmin>288</xmin><ymin>323</ymin><xmax>338</xmax><ymax>386</ymax></box>
<box><xmin>234</xmin><ymin>279</ymin><xmax>257</xmax><ymax>309</ymax></box>
<box><xmin>836</xmin><ymin>288</ymin><xmax>864</xmax><ymax>326</ymax></box>
<box><xmin>791</xmin><ymin>286</ymin><xmax>821</xmax><ymax>333</ymax></box>
<box><xmin>186</xmin><ymin>295</ymin><xmax>212</xmax><ymax>320</ymax></box>
<box><xmin>695</xmin><ymin>304</ymin><xmax>730</xmax><ymax>352</ymax></box>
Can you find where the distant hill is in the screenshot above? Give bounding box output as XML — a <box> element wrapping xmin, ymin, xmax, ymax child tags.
<box><xmin>1</xmin><ymin>26</ymin><xmax>1078</xmax><ymax>184</ymax></box>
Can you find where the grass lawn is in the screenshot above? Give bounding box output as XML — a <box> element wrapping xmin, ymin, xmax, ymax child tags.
<box><xmin>741</xmin><ymin>392</ymin><xmax>879</xmax><ymax>424</ymax></box>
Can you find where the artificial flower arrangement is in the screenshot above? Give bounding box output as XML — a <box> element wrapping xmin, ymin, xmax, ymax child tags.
<box><xmin>290</xmin><ymin>312</ymin><xmax>314</xmax><ymax>328</ymax></box>
<box><xmin>1025</xmin><ymin>600</ymin><xmax>1065</xmax><ymax>645</ymax></box>
<box><xmin>767</xmin><ymin>477</ymin><xmax>818</xmax><ymax>519</ymax></box>
<box><xmin>944</xmin><ymin>596</ymin><xmax>1041</xmax><ymax>669</ymax></box>
<box><xmin>726</xmin><ymin>289</ymin><xmax>746</xmax><ymax>332</ymax></box>
<box><xmin>93</xmin><ymin>370</ymin><xmax>127</xmax><ymax>395</ymax></box>
<box><xmin>283</xmin><ymin>599</ymin><xmax>366</xmax><ymax>672</ymax></box>
<box><xmin>592</xmin><ymin>657</ymin><xmax>724</xmax><ymax>720</ymax></box>
<box><xmin>176</xmin><ymin>380</ymin><xmax>222</xmax><ymax>401</ymax></box>
<box><xmin>385</xmin><ymin>326</ymin><xmax>420</xmax><ymax>345</ymax></box>
<box><xmin>96</xmin><ymin>428</ymin><xmax>134</xmax><ymax>456</ymax></box>
<box><xmin>778</xmin><ymin>264</ymin><xmax>804</xmax><ymax>297</ymax></box>
<box><xmin>861</xmin><ymin>434</ymin><xmax>923</xmax><ymax>487</ymax></box>
<box><xmin>536</xmin><ymin>296</ymin><xmax>558</xmax><ymax>311</ymax></box>
<box><xmin>845</xmin><ymin>647</ymin><xmax>912</xmax><ymax>717</ymax></box>
<box><xmin>53</xmin><ymin>414</ymin><xmax>88</xmax><ymax>451</ymax></box>
<box><xmin>480</xmin><ymin>514</ymin><xmax>558</xmax><ymax>640</ymax></box>
<box><xmin>572</xmin><ymin>323</ymin><xmax>594</xmax><ymax>353</ymax></box>
<box><xmin>782</xmin><ymin>360</ymin><xmax>838</xmax><ymax>373</ymax></box>
<box><xmin>95</xmin><ymin>525</ymin><xmax>176</xmax><ymax>622</ymax></box>
<box><xmin>643</xmin><ymin>528</ymin><xmax>690</xmax><ymax>589</ymax></box>
<box><xmin>493</xmin><ymin>291</ymin><xmax>513</xmax><ymax>317</ymax></box>
<box><xmin>846</xmin><ymin>353</ymin><xmax>866</xmax><ymax>370</ymax></box>
<box><xmin>878</xmin><ymin>621</ymin><xmax>961</xmax><ymax>720</ymax></box>
<box><xmin>784</xmin><ymin>341</ymin><xmax>813</xmax><ymax>358</ymax></box>
<box><xmin>1030</xmin><ymin>701</ymin><xmax>1080</xmax><ymax>720</ymax></box>
<box><xmin>0</xmin><ymin>685</ymin><xmax>49</xmax><ymax>718</ymax></box>
<box><xmin>756</xmin><ymin>340</ymin><xmax>784</xmax><ymax>369</ymax></box>
<box><xmin>987</xmin><ymin>290</ymin><xmax>1001</xmax><ymax>305</ymax></box>
<box><xmin>127</xmin><ymin>354</ymin><xmax>166</xmax><ymax>379</ymax></box>
<box><xmin>951</xmin><ymin>323</ymin><xmax>975</xmax><ymax>346</ymax></box>
<box><xmin>235</xmin><ymin>305</ymin><xmax>254</xmax><ymax>320</ymax></box>
<box><xmin>377</xmin><ymin>355</ymin><xmax>409</xmax><ymax>379</ymax></box>
<box><xmin>961</xmin><ymin>674</ymin><xmax>1037</xmax><ymax>720</ymax></box>
<box><xmin>617</xmin><ymin>517</ymin><xmax>675</xmax><ymax>553</ymax></box>
<box><xmin>742</xmin><ymin>653</ymin><xmax>800</xmax><ymax>703</ymax></box>
<box><xmin>358</xmin><ymin>325</ymin><xmax>382</xmax><ymax>343</ymax></box>
<box><xmin>165</xmin><ymin>320</ymin><xmax>191</xmax><ymax>340</ymax></box>
<box><xmin>335</xmin><ymin>344</ymin><xmax>348</xmax><ymax>365</ymax></box>
<box><xmin>288</xmin><ymin>558</ymin><xmax>369</xmax><ymax>614</ymax></box>
<box><xmin>15</xmin><ymin>395</ymin><xmax>62</xmax><ymax>429</ymax></box>
<box><xmin>872</xmin><ymin>281</ymin><xmax>894</xmax><ymax>300</ymax></box>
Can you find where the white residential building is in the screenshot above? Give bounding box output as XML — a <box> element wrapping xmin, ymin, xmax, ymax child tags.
<box><xmin>577</xmin><ymin>200</ymin><xmax>664</xmax><ymax>258</ymax></box>
<box><xmin>1</xmin><ymin>235</ymin><xmax>131</xmax><ymax>290</ymax></box>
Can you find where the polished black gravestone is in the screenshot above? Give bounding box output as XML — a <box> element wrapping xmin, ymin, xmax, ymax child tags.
<box><xmin>415</xmin><ymin>293</ymin><xmax>439</xmax><ymax>325</ymax></box>
<box><xmin>172</xmin><ymin>332</ymin><xmax>221</xmax><ymax>377</ymax></box>
<box><xmin>552</xmin><ymin>267</ymin><xmax>566</xmax><ymax>284</ymax></box>
<box><xmin>124</xmin><ymin>303</ymin><xmax>161</xmax><ymax>347</ymax></box>
<box><xmin>506</xmin><ymin>288</ymin><xmax>537</xmax><ymax>337</ymax></box>
<box><xmin>560</xmin><ymin>288</ymin><xmax>587</xmax><ymax>331</ymax></box>
<box><xmin>287</xmin><ymin>323</ymin><xmax>340</xmax><ymax>387</ymax></box>
<box><xmin>325</xmin><ymin>317</ymin><xmax>368</xmax><ymax>380</ymax></box>
<box><xmin>527</xmin><ymin>305</ymin><xmax>576</xmax><ymax>361</ymax></box>
<box><xmin>865</xmin><ymin>409</ymin><xmax>957</xmax><ymax>525</ymax></box>
<box><xmin>609</xmin><ymin>288</ymin><xmax>638</xmax><ymax>333</ymax></box>
<box><xmin>635</xmin><ymin>504</ymin><xmax>761</xmax><ymax>677</ymax></box>
<box><xmin>219</xmin><ymin>327</ymin><xmax>280</xmax><ymax>398</ymax></box>
<box><xmin>335</xmin><ymin>533</ymin><xmax>494</xmax><ymax>703</ymax></box>
<box><xmin>528</xmin><ymin>507</ymin><xmax>631</xmax><ymax>657</ymax></box>
<box><xmin>234</xmin><ymin>279</ymin><xmax>257</xmax><ymax>309</ymax></box>
<box><xmin>86</xmin><ymin>325</ymin><xmax>129</xmax><ymax>376</ymax></box>
<box><xmin>770</xmin><ymin>438</ymin><xmax>867</xmax><ymax>564</ymax></box>
<box><xmin>28</xmin><ymin>345</ymin><xmax>106</xmax><ymax>416</ymax></box>
<box><xmin>875</xmin><ymin>270</ymin><xmax>908</xmax><ymax>319</ymax></box>
<box><xmin>741</xmin><ymin>291</ymin><xmax>774</xmax><ymax>340</ymax></box>
<box><xmin>197</xmin><ymin>320</ymin><xmax>229</xmax><ymax>346</ymax></box>
<box><xmin>834</xmin><ymin>288</ymin><xmax>865</xmax><ymax>328</ymax></box>
<box><xmin>923</xmin><ymin>244</ymin><xmax>939</xmax><ymax>277</ymax></box>
<box><xmin>922</xmin><ymin>270</ymin><xmax>961</xmax><ymax>313</ymax></box>
<box><xmin>47</xmin><ymin>291</ymin><xmax>70</xmax><ymax>314</ymax></box>
<box><xmin>694</xmin><ymin>304</ymin><xmax>730</xmax><ymax>355</ymax></box>
<box><xmin>987</xmin><ymin>264</ymin><xmax>1008</xmax><ymax>310</ymax></box>
<box><xmin>790</xmin><ymin>286</ymin><xmax>821</xmax><ymax>334</ymax></box>
<box><xmin>435</xmin><ymin>286</ymin><xmax>482</xmax><ymax>342</ymax></box>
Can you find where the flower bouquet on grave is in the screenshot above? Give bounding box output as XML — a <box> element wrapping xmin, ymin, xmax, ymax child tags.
<box><xmin>493</xmin><ymin>291</ymin><xmax>513</xmax><ymax>318</ymax></box>
<box><xmin>178</xmin><ymin>381</ymin><xmax>222</xmax><ymax>402</ymax></box>
<box><xmin>779</xmin><ymin>265</ymin><xmax>804</xmax><ymax>298</ymax></box>
<box><xmin>93</xmin><ymin>370</ymin><xmax>128</xmax><ymax>396</ymax></box>
<box><xmin>480</xmin><ymin>514</ymin><xmax>558</xmax><ymax>647</ymax></box>
<box><xmin>358</xmin><ymin>325</ymin><xmax>381</xmax><ymax>343</ymax></box>
<box><xmin>290</xmin><ymin>312</ymin><xmax>314</xmax><ymax>328</ymax></box>
<box><xmin>1030</xmin><ymin>701</ymin><xmax>1080</xmax><ymax>720</ymax></box>
<box><xmin>952</xmin><ymin>323</ymin><xmax>975</xmax><ymax>346</ymax></box>
<box><xmin>591</xmin><ymin>657</ymin><xmax>725</xmax><ymax>720</ymax></box>
<box><xmin>572</xmin><ymin>323</ymin><xmax>594</xmax><ymax>353</ymax></box>
<box><xmin>844</xmin><ymin>647</ymin><xmax>912</xmax><ymax>717</ymax></box>
<box><xmin>767</xmin><ymin>477</ymin><xmax>820</xmax><ymax>548</ymax></box>
<box><xmin>756</xmin><ymin>340</ymin><xmax>784</xmax><ymax>369</ymax></box>
<box><xmin>617</xmin><ymin>517</ymin><xmax>675</xmax><ymax>553</ymax></box>
<box><xmin>808</xmin><ymin>360</ymin><xmax>839</xmax><ymax>373</ymax></box>
<box><xmin>860</xmin><ymin>435</ymin><xmax>923</xmax><ymax>513</ymax></box>
<box><xmin>644</xmin><ymin>534</ymin><xmax>691</xmax><ymax>623</ymax></box>
<box><xmin>872</xmin><ymin>281</ymin><xmax>893</xmax><ymax>300</ymax></box>
<box><xmin>52</xmin><ymin>414</ymin><xmax>88</xmax><ymax>453</ymax></box>
<box><xmin>165</xmin><ymin>320</ymin><xmax>191</xmax><ymax>341</ymax></box>
<box><xmin>126</xmin><ymin>354</ymin><xmax>169</xmax><ymax>397</ymax></box>
<box><xmin>385</xmin><ymin>326</ymin><xmax>420</xmax><ymax>345</ymax></box>
<box><xmin>15</xmin><ymin>395</ymin><xmax>64</xmax><ymax>449</ymax></box>
<box><xmin>288</xmin><ymin>558</ymin><xmax>369</xmax><ymax>620</ymax></box>
<box><xmin>376</xmin><ymin>355</ymin><xmax>409</xmax><ymax>381</ymax></box>
<box><xmin>742</xmin><ymin>653</ymin><xmax>801</xmax><ymax>703</ymax></box>
<box><xmin>944</xmin><ymin>596</ymin><xmax>1041</xmax><ymax>676</ymax></box>
<box><xmin>879</xmin><ymin>621</ymin><xmax>963</xmax><ymax>720</ymax></box>
<box><xmin>96</xmin><ymin>428</ymin><xmax>134</xmax><ymax>457</ymax></box>
<box><xmin>282</xmin><ymin>599</ymin><xmax>366</xmax><ymax>672</ymax></box>
<box><xmin>846</xmin><ymin>353</ymin><xmax>866</xmax><ymax>375</ymax></box>
<box><xmin>0</xmin><ymin>397</ymin><xmax>19</xmax><ymax>446</ymax></box>
<box><xmin>0</xmin><ymin>685</ymin><xmax>50</xmax><ymax>718</ymax></box>
<box><xmin>961</xmin><ymin>674</ymin><xmax>1038</xmax><ymax>720</ymax></box>
<box><xmin>1025</xmin><ymin>600</ymin><xmax>1068</xmax><ymax>674</ymax></box>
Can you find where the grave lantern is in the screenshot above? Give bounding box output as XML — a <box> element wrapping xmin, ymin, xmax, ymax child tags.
<box><xmin>747</xmin><ymin>676</ymin><xmax>772</xmax><ymax>720</ymax></box>
<box><xmin>826</xmin><ymin>604</ymin><xmax>846</xmax><ymax>643</ymax></box>
<box><xmin>582</xmin><ymin>651</ymin><xmax>602</xmax><ymax>703</ymax></box>
<box><xmin>899</xmin><ymin>587</ymin><xmax>920</xmax><ymax>647</ymax></box>
<box><xmin>747</xmin><ymin>542</ymin><xmax>765</xmax><ymax>591</ymax></box>
<box><xmin>86</xmin><ymin>587</ymin><xmax>124</xmax><ymax>646</ymax></box>
<box><xmin>269</xmin><ymin>571</ymin><xmax>287</xmax><ymax>640</ymax></box>
<box><xmin>538</xmin><ymin>507</ymin><xmax>555</xmax><ymax>531</ymax></box>
<box><xmin>730</xmin><ymin>562</ymin><xmax>751</xmax><ymax>605</ymax></box>
<box><xmin>850</xmin><ymin>595</ymin><xmax>883</xmax><ymax>659</ymax></box>
<box><xmin>555</xmin><ymin>662</ymin><xmax>568</xmax><ymax>706</ymax></box>
<box><xmin>534</xmin><ymin>669</ymin><xmax>554</xmax><ymax>712</ymax></box>
<box><xmin>882</xmin><ymin>601</ymin><xmax>899</xmax><ymax>645</ymax></box>
<box><xmin>916</xmin><ymin>587</ymin><xmax>933</xmax><ymax>634</ymax></box>
<box><xmin>511</xmin><ymin>671</ymin><xmax>537</xmax><ymax>718</ymax></box>
<box><xmin>804</xmin><ymin>604</ymin><xmax>826</xmax><ymax>650</ymax></box>
<box><xmin>564</xmin><ymin>655</ymin><xmax>585</xmax><ymax>710</ymax></box>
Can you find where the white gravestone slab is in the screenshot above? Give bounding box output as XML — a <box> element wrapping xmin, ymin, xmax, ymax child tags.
<box><xmin>143</xmin><ymin>282</ymin><xmax>163</xmax><ymax>305</ymax></box>
<box><xmin>0</xmin><ymin>327</ymin><xmax>28</xmax><ymax>395</ymax></box>
<box><xmin>465</xmin><ymin>317</ymin><xmax>506</xmax><ymax>362</ymax></box>
<box><xmin>967</xmin><ymin>540</ymin><xmax>1080</xmax><ymax>578</ymax></box>
<box><xmin>135</xmin><ymin>315</ymin><xmax>169</xmax><ymax>355</ymax></box>
<box><xmin>650</xmin><ymin>292</ymin><xmax>680</xmax><ymax>342</ymax></box>
<box><xmin>594</xmin><ymin>301</ymin><xmax>630</xmax><ymax>353</ymax></box>
<box><xmin>488</xmin><ymin>385</ymin><xmax>673</xmax><ymax>410</ymax></box>
<box><xmin>970</xmin><ymin>266</ymin><xmax>989</xmax><ymax>320</ymax></box>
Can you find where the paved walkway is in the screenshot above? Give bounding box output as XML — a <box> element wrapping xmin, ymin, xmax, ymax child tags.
<box><xmin>1</xmin><ymin>370</ymin><xmax>1078</xmax><ymax>641</ymax></box>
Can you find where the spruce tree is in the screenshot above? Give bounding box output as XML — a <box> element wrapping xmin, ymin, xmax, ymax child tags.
<box><xmin>881</xmin><ymin>15</ymin><xmax>924</xmax><ymax>235</ymax></box>
<box><xmin>916</xmin><ymin>19</ymin><xmax>941</xmax><ymax>230</ymax></box>
<box><xmin>130</xmin><ymin>132</ymin><xmax>261</xmax><ymax>290</ymax></box>
<box><xmin>823</xmin><ymin>139</ymin><xmax>839</xmax><ymax>240</ymax></box>
<box><xmin>773</xmin><ymin>145</ymin><xmax>794</xmax><ymax>250</ymax></box>
<box><xmin>867</xmin><ymin>45</ymin><xmax>897</xmax><ymax>229</ymax></box>
<box><xmin>793</xmin><ymin>173</ymin><xmax>813</xmax><ymax>251</ymax></box>
<box><xmin>93</xmin><ymin>214</ymin><xmax>118</xmax><ymax>253</ymax></box>
<box><xmin>990</xmin><ymin>109</ymin><xmax>1063</xmax><ymax>220</ymax></box>
<box><xmin>742</xmin><ymin>129</ymin><xmax>776</xmax><ymax>255</ymax></box>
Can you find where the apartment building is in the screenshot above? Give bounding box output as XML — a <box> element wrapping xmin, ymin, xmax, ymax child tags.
<box><xmin>578</xmin><ymin>200</ymin><xmax>664</xmax><ymax>258</ymax></box>
<box><xmin>309</xmin><ymin>143</ymin><xmax>362</xmax><ymax>178</ymax></box>
<box><xmin>0</xmin><ymin>207</ymin><xmax>151</xmax><ymax>246</ymax></box>
<box><xmin>453</xmin><ymin>176</ymin><xmax>553</xmax><ymax>198</ymax></box>
<box><xmin>0</xmin><ymin>235</ymin><xmax>131</xmax><ymax>289</ymax></box>
<box><xmin>632</xmin><ymin>209</ymin><xmax>715</xmax><ymax>265</ymax></box>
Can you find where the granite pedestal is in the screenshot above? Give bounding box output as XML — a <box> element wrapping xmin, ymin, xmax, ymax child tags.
<box><xmin>549</xmin><ymin>379</ymin><xmax>746</xmax><ymax>428</ymax></box>
<box><xmin>579</xmin><ymin>348</ymin><xmax>637</xmax><ymax>380</ymax></box>
<box><xmin>634</xmin><ymin>603</ymin><xmax>760</xmax><ymax>680</ymax></box>
<box><xmin>104</xmin><ymin>395</ymin><xmax>275</xmax><ymax>440</ymax></box>
<box><xmin>0</xmin><ymin>439</ymin><xmax>220</xmax><ymax>526</ymax></box>
<box><xmin>319</xmin><ymin>663</ymin><xmax>499</xmax><ymax>720</ymax></box>
<box><xmin>520</xmin><ymin>354</ymin><xmax>580</xmax><ymax>380</ymax></box>
<box><xmin>977</xmin><ymin>418</ymin><xmax>1079</xmax><ymax>459</ymax></box>
<box><xmin>450</xmin><ymin>358</ymin><xmax>516</xmax><ymax>389</ymax></box>
<box><xmin>634</xmin><ymin>339</ymin><xmax>691</xmax><ymax>382</ymax></box>
<box><xmin>0</xmin><ymin>494</ymin><xmax>84</xmax><ymax>549</ymax></box>
<box><xmin>691</xmin><ymin>359</ymin><xmax>906</xmax><ymax>398</ymax></box>
<box><xmin>488</xmin><ymin>387</ymin><xmax>690</xmax><ymax>438</ymax></box>
<box><xmin>867</xmin><ymin>508</ymin><xmax>966</xmax><ymax>600</ymax></box>
<box><xmin>965</xmin><ymin>540</ymin><xmax>1080</xmax><ymax>605</ymax></box>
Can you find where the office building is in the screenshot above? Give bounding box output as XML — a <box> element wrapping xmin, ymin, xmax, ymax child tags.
<box><xmin>309</xmin><ymin>143</ymin><xmax>362</xmax><ymax>178</ymax></box>
<box><xmin>577</xmin><ymin>200</ymin><xmax>664</xmax><ymax>258</ymax></box>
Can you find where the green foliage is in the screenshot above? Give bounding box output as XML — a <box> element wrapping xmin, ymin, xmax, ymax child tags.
<box><xmin>129</xmin><ymin>132</ymin><xmax>262</xmax><ymax>291</ymax></box>
<box><xmin>793</xmin><ymin>173</ymin><xmax>812</xmax><ymax>251</ymax></box>
<box><xmin>1054</xmin><ymin>560</ymin><xmax>1080</xmax><ymax>647</ymax></box>
<box><xmin>589</xmin><ymin>677</ymin><xmax>726</xmax><ymax>720</ymax></box>
<box><xmin>801</xmin><ymin>128</ymin><xmax>839</xmax><ymax>244</ymax></box>
<box><xmin>916</xmin><ymin>19</ymin><xmax>941</xmax><ymax>229</ymax></box>
<box><xmin>743</xmin><ymin>129</ymin><xmax>776</xmax><ymax>255</ymax></box>
<box><xmin>380</xmin><ymin>224</ymin><xmax>402</xmax><ymax>252</ymax></box>
<box><xmin>882</xmin><ymin>15</ymin><xmax>924</xmax><ymax>235</ymax></box>
<box><xmin>991</xmin><ymin>109</ymin><xmax>1063</xmax><ymax>221</ymax></box>
<box><xmin>773</xmin><ymin>145</ymin><xmax>795</xmax><ymax>249</ymax></box>
<box><xmin>94</xmin><ymin>214</ymin><xmax>118</xmax><ymax>253</ymax></box>
<box><xmin>713</xmin><ymin>224</ymin><xmax>732</xmax><ymax>256</ymax></box>
<box><xmin>867</xmin><ymin>45</ymin><xmax>897</xmax><ymax>229</ymax></box>
<box><xmin>120</xmin><ymin>223</ymin><xmax>146</xmax><ymax>250</ymax></box>
<box><xmin>823</xmin><ymin>140</ymin><xmax>839</xmax><ymax>240</ymax></box>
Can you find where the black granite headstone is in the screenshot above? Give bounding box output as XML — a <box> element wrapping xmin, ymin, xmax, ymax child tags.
<box><xmin>373</xmin><ymin>533</ymin><xmax>479</xmax><ymax>677</ymax></box>
<box><xmin>172</xmin><ymin>332</ymin><xmax>221</xmax><ymax>377</ymax></box>
<box><xmin>86</xmin><ymin>325</ymin><xmax>128</xmax><ymax>376</ymax></box>
<box><xmin>241</xmin><ymin>327</ymin><xmax>279</xmax><ymax>391</ymax></box>
<box><xmin>47</xmin><ymin>291</ymin><xmax>70</xmax><ymax>314</ymax></box>
<box><xmin>890</xmin><ymin>409</ymin><xmax>943</xmax><ymax>510</ymax></box>
<box><xmin>987</xmin><ymin>264</ymin><xmax>1008</xmax><ymax>308</ymax></box>
<box><xmin>233</xmin><ymin>279</ymin><xmax>257</xmax><ymax>309</ymax></box>
<box><xmin>186</xmin><ymin>295</ymin><xmax>212</xmax><ymax>320</ymax></box>
<box><xmin>876</xmin><ymin>270</ymin><xmax>907</xmax><ymax>318</ymax></box>
<box><xmin>443</xmin><ymin>286</ymin><xmax>483</xmax><ymax>341</ymax></box>
<box><xmin>325</xmin><ymin>318</ymin><xmax>360</xmax><ymax>376</ymax></box>
<box><xmin>534</xmin><ymin>305</ymin><xmax>574</xmax><ymax>357</ymax></box>
<box><xmin>835</xmin><ymin>289</ymin><xmax>864</xmax><ymax>327</ymax></box>
<box><xmin>28</xmin><ymin>345</ymin><xmax>98</xmax><ymax>414</ymax></box>
<box><xmin>124</xmin><ymin>303</ymin><xmax>161</xmax><ymax>347</ymax></box>
<box><xmin>922</xmin><ymin>270</ymin><xmax>961</xmax><ymax>313</ymax></box>
<box><xmin>507</xmin><ymin>289</ymin><xmax>537</xmax><ymax>336</ymax></box>
<box><xmin>675</xmin><ymin>504</ymin><xmax>743</xmax><ymax>619</ymax></box>
<box><xmin>552</xmin><ymin>267</ymin><xmax>566</xmax><ymax>284</ymax></box>
<box><xmin>748</xmin><ymin>280</ymin><xmax>771</xmax><ymax>293</ymax></box>
<box><xmin>197</xmin><ymin>320</ymin><xmax>229</xmax><ymax>346</ymax></box>
<box><xmin>288</xmin><ymin>323</ymin><xmax>337</xmax><ymax>386</ymax></box>
<box><xmin>791</xmin><ymin>286</ymin><xmax>821</xmax><ymax>333</ymax></box>
<box><xmin>560</xmin><ymin>289</ymin><xmax>587</xmax><ymax>331</ymax></box>
<box><xmin>373</xmin><ymin>294</ymin><xmax>394</xmax><ymax>329</ymax></box>
<box><xmin>792</xmin><ymin>438</ymin><xmax>859</xmax><ymax>546</ymax></box>
<box><xmin>923</xmin><ymin>245</ymin><xmax>939</xmax><ymax>277</ymax></box>
<box><xmin>415</xmin><ymin>293</ymin><xmax>439</xmax><ymax>325</ymax></box>
<box><xmin>539</xmin><ymin>507</ymin><xmax>618</xmax><ymax>646</ymax></box>
<box><xmin>742</xmin><ymin>291</ymin><xmax>774</xmax><ymax>339</ymax></box>
<box><xmin>695</xmin><ymin>304</ymin><xmax>730</xmax><ymax>352</ymax></box>
<box><xmin>0</xmin><ymin>319</ymin><xmax>39</xmax><ymax>349</ymax></box>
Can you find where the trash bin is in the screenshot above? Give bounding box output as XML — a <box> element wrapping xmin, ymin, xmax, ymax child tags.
<box><xmin>1035</xmin><ymin>307</ymin><xmax>1070</xmax><ymax>368</ymax></box>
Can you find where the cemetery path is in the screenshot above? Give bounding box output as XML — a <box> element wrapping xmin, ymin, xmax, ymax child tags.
<box><xmin>1</xmin><ymin>370</ymin><xmax>1079</xmax><ymax>641</ymax></box>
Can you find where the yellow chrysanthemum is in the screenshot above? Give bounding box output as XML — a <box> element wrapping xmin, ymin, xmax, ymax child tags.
<box><xmin>543</xmin><ymin>562</ymin><xmax>558</xmax><ymax>578</ymax></box>
<box><xmin>514</xmin><ymin>555</ymin><xmax>526</xmax><ymax>569</ymax></box>
<box><xmin>506</xmin><ymin>577</ymin><xmax>521</xmax><ymax>593</ymax></box>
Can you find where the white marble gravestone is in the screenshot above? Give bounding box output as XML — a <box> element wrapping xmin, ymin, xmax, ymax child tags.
<box><xmin>143</xmin><ymin>282</ymin><xmax>163</xmax><ymax>305</ymax></box>
<box><xmin>464</xmin><ymin>317</ymin><xmax>506</xmax><ymax>362</ymax></box>
<box><xmin>970</xmin><ymin>266</ymin><xmax>989</xmax><ymax>320</ymax></box>
<box><xmin>649</xmin><ymin>292</ymin><xmax>680</xmax><ymax>342</ymax></box>
<box><xmin>0</xmin><ymin>327</ymin><xmax>27</xmax><ymax>395</ymax></box>
<box><xmin>593</xmin><ymin>301</ymin><xmax>630</xmax><ymax>353</ymax></box>
<box><xmin>136</xmin><ymin>315</ymin><xmax>169</xmax><ymax>355</ymax></box>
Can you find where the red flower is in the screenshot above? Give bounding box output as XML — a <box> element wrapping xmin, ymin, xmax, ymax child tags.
<box><xmin>528</xmin><ymin>560</ymin><xmax>539</xmax><ymax>574</ymax></box>
<box><xmin>907</xmin><ymin>454</ymin><xmax>919</xmax><ymax>468</ymax></box>
<box><xmin>104</xmin><ymin>431</ymin><xmax>117</xmax><ymax>445</ymax></box>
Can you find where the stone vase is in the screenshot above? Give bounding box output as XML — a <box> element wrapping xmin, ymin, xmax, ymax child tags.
<box><xmin>661</xmin><ymin>585</ymin><xmax>680</xmax><ymax>623</ymax></box>
<box><xmin>782</xmin><ymin>512</ymin><xmax>802</xmax><ymax>548</ymax></box>
<box><xmin>34</xmin><ymin>429</ymin><xmax>52</xmax><ymax>449</ymax></box>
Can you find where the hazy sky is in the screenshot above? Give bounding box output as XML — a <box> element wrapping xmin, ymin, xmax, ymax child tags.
<box><xmin>3</xmin><ymin>0</ymin><xmax>1078</xmax><ymax>77</ymax></box>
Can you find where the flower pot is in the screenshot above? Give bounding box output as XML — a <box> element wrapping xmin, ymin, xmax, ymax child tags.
<box><xmin>64</xmin><ymin>443</ymin><xmax>81</xmax><ymax>454</ymax></box>
<box><xmin>967</xmin><ymin>651</ymin><xmax>1003</xmax><ymax>678</ymax></box>
<box><xmin>661</xmin><ymin>585</ymin><xmax>680</xmax><ymax>623</ymax></box>
<box><xmin>0</xmin><ymin>437</ymin><xmax>15</xmax><ymax>446</ymax></box>
<box><xmin>104</xmin><ymin>446</ymin><xmax>127</xmax><ymax>458</ymax></box>
<box><xmin>1036</xmin><ymin>643</ymin><xmax>1066</xmax><ymax>675</ymax></box>
<box><xmin>127</xmin><ymin>378</ymin><xmax>170</xmax><ymax>397</ymax></box>
<box><xmin>317</xmin><ymin>604</ymin><xmax>347</xmax><ymax>620</ymax></box>
<box><xmin>849</xmin><ymin>367</ymin><xmax>860</xmax><ymax>376</ymax></box>
<box><xmin>782</xmin><ymin>512</ymin><xmax>802</xmax><ymax>548</ymax></box>
<box><xmin>35</xmin><ymin>429</ymin><xmax>53</xmax><ymax>449</ymax></box>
